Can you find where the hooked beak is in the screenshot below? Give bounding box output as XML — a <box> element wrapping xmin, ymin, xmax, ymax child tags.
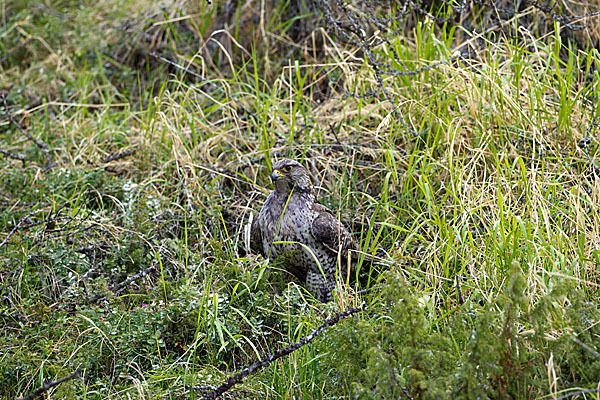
<box><xmin>271</xmin><ymin>169</ymin><xmax>281</xmax><ymax>182</ymax></box>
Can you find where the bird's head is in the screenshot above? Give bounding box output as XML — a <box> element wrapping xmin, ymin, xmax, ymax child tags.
<box><xmin>271</xmin><ymin>159</ymin><xmax>313</xmax><ymax>194</ymax></box>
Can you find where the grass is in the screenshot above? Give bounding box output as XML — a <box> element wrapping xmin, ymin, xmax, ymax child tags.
<box><xmin>1</xmin><ymin>0</ymin><xmax>600</xmax><ymax>398</ymax></box>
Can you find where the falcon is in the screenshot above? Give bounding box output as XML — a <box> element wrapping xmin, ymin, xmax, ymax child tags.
<box><xmin>250</xmin><ymin>159</ymin><xmax>362</xmax><ymax>302</ymax></box>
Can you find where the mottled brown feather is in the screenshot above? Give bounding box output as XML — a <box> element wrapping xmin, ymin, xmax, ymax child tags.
<box><xmin>250</xmin><ymin>159</ymin><xmax>359</xmax><ymax>301</ymax></box>
<box><xmin>310</xmin><ymin>204</ymin><xmax>356</xmax><ymax>259</ymax></box>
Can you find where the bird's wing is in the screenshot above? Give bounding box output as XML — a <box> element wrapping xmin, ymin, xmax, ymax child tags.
<box><xmin>250</xmin><ymin>212</ymin><xmax>265</xmax><ymax>257</ymax></box>
<box><xmin>310</xmin><ymin>203</ymin><xmax>356</xmax><ymax>258</ymax></box>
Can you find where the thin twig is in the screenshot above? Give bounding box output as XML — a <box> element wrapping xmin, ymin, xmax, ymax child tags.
<box><xmin>570</xmin><ymin>336</ymin><xmax>600</xmax><ymax>360</ymax></box>
<box><xmin>551</xmin><ymin>388</ymin><xmax>600</xmax><ymax>400</ymax></box>
<box><xmin>0</xmin><ymin>147</ymin><xmax>26</xmax><ymax>162</ymax></box>
<box><xmin>101</xmin><ymin>149</ymin><xmax>136</xmax><ymax>163</ymax></box>
<box><xmin>16</xmin><ymin>367</ymin><xmax>83</xmax><ymax>400</ymax></box>
<box><xmin>0</xmin><ymin>209</ymin><xmax>45</xmax><ymax>250</ymax></box>
<box><xmin>88</xmin><ymin>264</ymin><xmax>157</xmax><ymax>303</ymax></box>
<box><xmin>202</xmin><ymin>305</ymin><xmax>365</xmax><ymax>400</ymax></box>
<box><xmin>1</xmin><ymin>91</ymin><xmax>52</xmax><ymax>165</ymax></box>
<box><xmin>113</xmin><ymin>265</ymin><xmax>157</xmax><ymax>296</ymax></box>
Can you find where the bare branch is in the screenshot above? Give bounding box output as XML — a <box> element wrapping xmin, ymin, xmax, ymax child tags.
<box><xmin>16</xmin><ymin>367</ymin><xmax>83</xmax><ymax>400</ymax></box>
<box><xmin>0</xmin><ymin>209</ymin><xmax>45</xmax><ymax>250</ymax></box>
<box><xmin>552</xmin><ymin>388</ymin><xmax>600</xmax><ymax>400</ymax></box>
<box><xmin>101</xmin><ymin>148</ymin><xmax>136</xmax><ymax>164</ymax></box>
<box><xmin>202</xmin><ymin>305</ymin><xmax>365</xmax><ymax>400</ymax></box>
<box><xmin>570</xmin><ymin>336</ymin><xmax>600</xmax><ymax>360</ymax></box>
<box><xmin>1</xmin><ymin>91</ymin><xmax>53</xmax><ymax>165</ymax></box>
<box><xmin>0</xmin><ymin>147</ymin><xmax>26</xmax><ymax>162</ymax></box>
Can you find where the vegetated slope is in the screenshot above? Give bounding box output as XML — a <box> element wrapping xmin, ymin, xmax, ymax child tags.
<box><xmin>0</xmin><ymin>0</ymin><xmax>599</xmax><ymax>398</ymax></box>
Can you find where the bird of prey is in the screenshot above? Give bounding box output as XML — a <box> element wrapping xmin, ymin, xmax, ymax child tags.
<box><xmin>250</xmin><ymin>159</ymin><xmax>362</xmax><ymax>302</ymax></box>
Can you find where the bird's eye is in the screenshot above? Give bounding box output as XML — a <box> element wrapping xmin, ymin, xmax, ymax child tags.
<box><xmin>281</xmin><ymin>165</ymin><xmax>292</xmax><ymax>173</ymax></box>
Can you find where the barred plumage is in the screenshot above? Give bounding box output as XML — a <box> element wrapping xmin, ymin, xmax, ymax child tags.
<box><xmin>250</xmin><ymin>159</ymin><xmax>358</xmax><ymax>302</ymax></box>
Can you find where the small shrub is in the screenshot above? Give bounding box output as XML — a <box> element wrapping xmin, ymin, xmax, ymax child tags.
<box><xmin>325</xmin><ymin>265</ymin><xmax>600</xmax><ymax>399</ymax></box>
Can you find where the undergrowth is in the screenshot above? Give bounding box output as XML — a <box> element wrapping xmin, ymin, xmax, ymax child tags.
<box><xmin>327</xmin><ymin>264</ymin><xmax>600</xmax><ymax>399</ymax></box>
<box><xmin>1</xmin><ymin>0</ymin><xmax>599</xmax><ymax>399</ymax></box>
